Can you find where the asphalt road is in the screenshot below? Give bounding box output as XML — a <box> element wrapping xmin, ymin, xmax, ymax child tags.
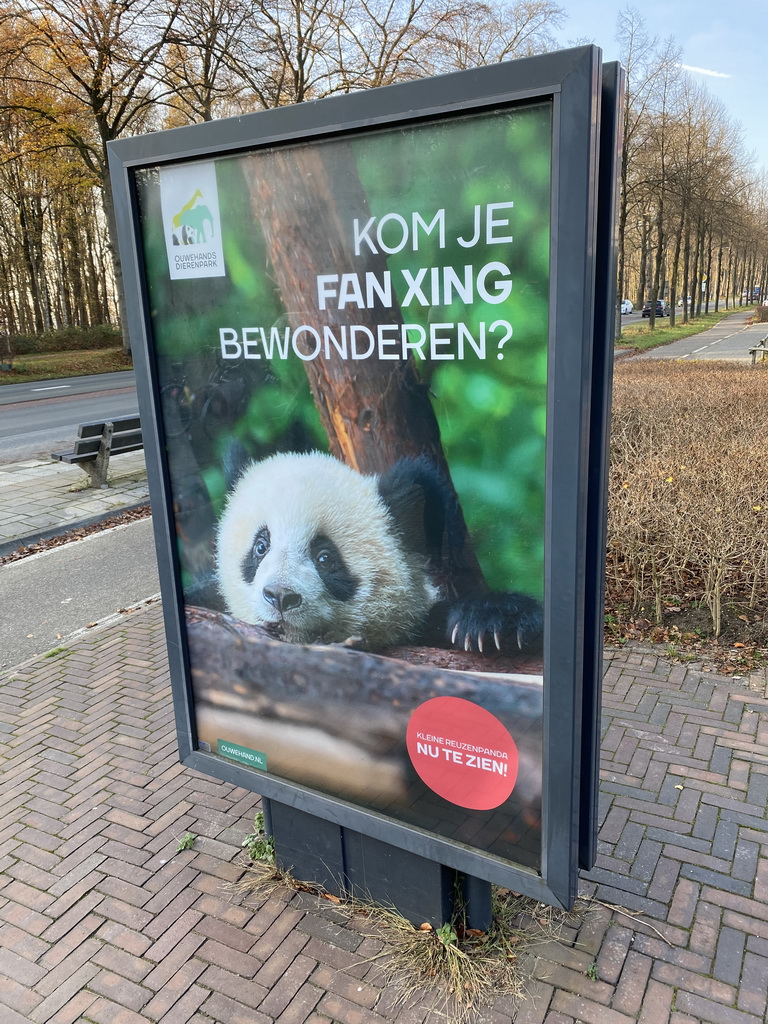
<box><xmin>0</xmin><ymin>517</ymin><xmax>160</xmax><ymax>672</ymax></box>
<box><xmin>0</xmin><ymin>370</ymin><xmax>136</xmax><ymax>407</ymax></box>
<box><xmin>0</xmin><ymin>371</ymin><xmax>138</xmax><ymax>462</ymax></box>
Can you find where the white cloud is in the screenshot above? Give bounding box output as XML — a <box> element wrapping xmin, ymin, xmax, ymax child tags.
<box><xmin>680</xmin><ymin>63</ymin><xmax>731</xmax><ymax>78</ymax></box>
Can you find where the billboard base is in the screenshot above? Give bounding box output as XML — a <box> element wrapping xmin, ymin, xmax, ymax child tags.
<box><xmin>266</xmin><ymin>798</ymin><xmax>492</xmax><ymax>929</ymax></box>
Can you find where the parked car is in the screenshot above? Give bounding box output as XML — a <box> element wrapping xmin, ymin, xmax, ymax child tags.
<box><xmin>642</xmin><ymin>299</ymin><xmax>669</xmax><ymax>317</ymax></box>
<box><xmin>620</xmin><ymin>298</ymin><xmax>633</xmax><ymax>314</ymax></box>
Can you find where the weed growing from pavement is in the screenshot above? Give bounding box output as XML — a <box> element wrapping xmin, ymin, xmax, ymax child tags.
<box><xmin>175</xmin><ymin>832</ymin><xmax>197</xmax><ymax>851</ymax></box>
<box><xmin>241</xmin><ymin>811</ymin><xmax>275</xmax><ymax>863</ymax></box>
<box><xmin>236</xmin><ymin>813</ymin><xmax>593</xmax><ymax>1022</ymax></box>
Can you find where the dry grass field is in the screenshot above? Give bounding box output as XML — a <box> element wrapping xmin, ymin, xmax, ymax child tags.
<box><xmin>606</xmin><ymin>359</ymin><xmax>768</xmax><ymax>671</ymax></box>
<box><xmin>0</xmin><ymin>346</ymin><xmax>129</xmax><ymax>383</ymax></box>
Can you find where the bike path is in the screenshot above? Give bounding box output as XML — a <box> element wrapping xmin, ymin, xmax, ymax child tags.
<box><xmin>632</xmin><ymin>310</ymin><xmax>767</xmax><ymax>361</ymax></box>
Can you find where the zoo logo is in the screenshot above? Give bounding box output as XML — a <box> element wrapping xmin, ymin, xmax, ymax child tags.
<box><xmin>171</xmin><ymin>188</ymin><xmax>215</xmax><ymax>246</ymax></box>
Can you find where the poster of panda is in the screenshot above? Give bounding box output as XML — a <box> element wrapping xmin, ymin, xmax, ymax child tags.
<box><xmin>134</xmin><ymin>102</ymin><xmax>551</xmax><ymax>873</ymax></box>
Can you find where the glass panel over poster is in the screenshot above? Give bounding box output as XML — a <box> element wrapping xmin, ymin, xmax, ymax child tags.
<box><xmin>135</xmin><ymin>104</ymin><xmax>551</xmax><ymax>872</ymax></box>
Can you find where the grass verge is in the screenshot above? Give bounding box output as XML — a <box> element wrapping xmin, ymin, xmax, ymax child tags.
<box><xmin>616</xmin><ymin>308</ymin><xmax>738</xmax><ymax>352</ymax></box>
<box><xmin>0</xmin><ymin>347</ymin><xmax>131</xmax><ymax>384</ymax></box>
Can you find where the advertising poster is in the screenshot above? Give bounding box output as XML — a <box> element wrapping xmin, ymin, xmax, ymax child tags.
<box><xmin>134</xmin><ymin>103</ymin><xmax>552</xmax><ymax>873</ymax></box>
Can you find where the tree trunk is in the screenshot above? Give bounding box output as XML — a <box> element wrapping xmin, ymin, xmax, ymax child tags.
<box><xmin>668</xmin><ymin>203</ymin><xmax>685</xmax><ymax>328</ymax></box>
<box><xmin>100</xmin><ymin>169</ymin><xmax>131</xmax><ymax>355</ymax></box>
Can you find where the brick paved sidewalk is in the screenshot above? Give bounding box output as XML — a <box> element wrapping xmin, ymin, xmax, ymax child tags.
<box><xmin>0</xmin><ymin>452</ymin><xmax>148</xmax><ymax>549</ymax></box>
<box><xmin>1</xmin><ymin>603</ymin><xmax>767</xmax><ymax>1023</ymax></box>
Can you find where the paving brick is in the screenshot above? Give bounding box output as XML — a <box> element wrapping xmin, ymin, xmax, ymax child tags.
<box><xmin>674</xmin><ymin>990</ymin><xmax>763</xmax><ymax>1024</ymax></box>
<box><xmin>0</xmin><ymin>975</ymin><xmax>45</xmax><ymax>1017</ymax></box>
<box><xmin>141</xmin><ymin>958</ymin><xmax>208</xmax><ymax>1019</ymax></box>
<box><xmin>195</xmin><ymin>937</ymin><xmax>263</xmax><ymax>978</ymax></box>
<box><xmin>78</xmin><ymin>995</ymin><xmax>150</xmax><ymax>1024</ymax></box>
<box><xmin>196</xmin><ymin>913</ymin><xmax>257</xmax><ymax>952</ymax></box>
<box><xmin>594</xmin><ymin>924</ymin><xmax>632</xmax><ymax>984</ymax></box>
<box><xmin>611</xmin><ymin>950</ymin><xmax>652</xmax><ymax>1015</ymax></box>
<box><xmin>36</xmin><ymin>938</ymin><xmax>103</xmax><ymax>996</ymax></box>
<box><xmin>0</xmin><ymin>921</ymin><xmax>51</xmax><ymax>959</ymax></box>
<box><xmin>0</xmin><ymin>945</ymin><xmax>48</xmax><ymax>986</ymax></box>
<box><xmin>652</xmin><ymin>961</ymin><xmax>736</xmax><ymax>1004</ymax></box>
<box><xmin>142</xmin><ymin>888</ymin><xmax>202</xmax><ymax>941</ymax></box>
<box><xmin>39</xmin><ymin>913</ymin><xmax>103</xmax><ymax>969</ymax></box>
<box><xmin>274</xmin><ymin>982</ymin><xmax>325</xmax><ymax>1024</ymax></box>
<box><xmin>547</xmin><ymin>991</ymin><xmax>637</xmax><ymax>1024</ymax></box>
<box><xmin>43</xmin><ymin>988</ymin><xmax>99</xmax><ymax>1024</ymax></box>
<box><xmin>713</xmin><ymin>926</ymin><xmax>746</xmax><ymax>985</ymax></box>
<box><xmin>737</xmin><ymin>951</ymin><xmax>768</xmax><ymax>1015</ymax></box>
<box><xmin>93</xmin><ymin>895</ymin><xmax>153</xmax><ymax>931</ymax></box>
<box><xmin>257</xmin><ymin>953</ymin><xmax>318</xmax><ymax>1017</ymax></box>
<box><xmin>200</xmin><ymin>990</ymin><xmax>273</xmax><ymax>1024</ymax></box>
<box><xmin>28</xmin><ymin>964</ymin><xmax>100</xmax><ymax>1023</ymax></box>
<box><xmin>530</xmin><ymin>958</ymin><xmax>613</xmax><ymax>1004</ymax></box>
<box><xmin>254</xmin><ymin>927</ymin><xmax>312</xmax><ymax>989</ymax></box>
<box><xmin>667</xmin><ymin>876</ymin><xmax>699</xmax><ymax>928</ymax></box>
<box><xmin>316</xmin><ymin>990</ymin><xmax>391</xmax><ymax>1024</ymax></box>
<box><xmin>689</xmin><ymin>899</ymin><xmax>722</xmax><ymax>957</ymax></box>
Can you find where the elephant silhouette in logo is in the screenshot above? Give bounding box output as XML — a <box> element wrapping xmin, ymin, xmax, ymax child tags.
<box><xmin>177</xmin><ymin>205</ymin><xmax>214</xmax><ymax>245</ymax></box>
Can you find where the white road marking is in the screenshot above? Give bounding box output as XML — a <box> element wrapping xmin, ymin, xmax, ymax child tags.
<box><xmin>31</xmin><ymin>385</ymin><xmax>71</xmax><ymax>391</ymax></box>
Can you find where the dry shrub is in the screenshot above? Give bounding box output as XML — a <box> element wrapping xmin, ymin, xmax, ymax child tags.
<box><xmin>608</xmin><ymin>360</ymin><xmax>768</xmax><ymax>635</ymax></box>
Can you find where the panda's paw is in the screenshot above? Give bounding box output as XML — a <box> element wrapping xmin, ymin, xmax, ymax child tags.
<box><xmin>446</xmin><ymin>592</ymin><xmax>543</xmax><ymax>656</ymax></box>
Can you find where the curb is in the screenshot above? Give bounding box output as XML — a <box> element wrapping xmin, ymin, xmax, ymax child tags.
<box><xmin>0</xmin><ymin>498</ymin><xmax>151</xmax><ymax>559</ymax></box>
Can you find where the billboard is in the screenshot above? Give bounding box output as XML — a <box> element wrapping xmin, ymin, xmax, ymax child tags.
<box><xmin>110</xmin><ymin>45</ymin><xmax>620</xmax><ymax>909</ymax></box>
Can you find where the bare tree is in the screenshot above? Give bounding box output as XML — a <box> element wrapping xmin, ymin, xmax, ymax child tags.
<box><xmin>427</xmin><ymin>0</ymin><xmax>565</xmax><ymax>73</ymax></box>
<box><xmin>614</xmin><ymin>8</ymin><xmax>680</xmax><ymax>328</ymax></box>
<box><xmin>162</xmin><ymin>0</ymin><xmax>255</xmax><ymax>123</ymax></box>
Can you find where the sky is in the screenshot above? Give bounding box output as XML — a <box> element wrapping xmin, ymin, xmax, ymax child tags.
<box><xmin>555</xmin><ymin>0</ymin><xmax>768</xmax><ymax>176</ymax></box>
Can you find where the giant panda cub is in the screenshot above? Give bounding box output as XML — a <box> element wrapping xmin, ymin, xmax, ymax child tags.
<box><xmin>215</xmin><ymin>451</ymin><xmax>543</xmax><ymax>656</ymax></box>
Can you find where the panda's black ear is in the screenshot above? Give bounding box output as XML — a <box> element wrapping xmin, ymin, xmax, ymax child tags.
<box><xmin>377</xmin><ymin>457</ymin><xmax>448</xmax><ymax>563</ymax></box>
<box><xmin>222</xmin><ymin>439</ymin><xmax>251</xmax><ymax>490</ymax></box>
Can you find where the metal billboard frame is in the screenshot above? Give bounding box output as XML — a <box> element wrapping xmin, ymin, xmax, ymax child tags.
<box><xmin>109</xmin><ymin>44</ymin><xmax>617</xmax><ymax>910</ymax></box>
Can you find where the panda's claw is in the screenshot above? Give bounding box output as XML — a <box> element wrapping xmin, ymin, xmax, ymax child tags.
<box><xmin>444</xmin><ymin>592</ymin><xmax>543</xmax><ymax>657</ymax></box>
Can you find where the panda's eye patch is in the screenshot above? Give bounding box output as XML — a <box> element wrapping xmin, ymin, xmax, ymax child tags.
<box><xmin>310</xmin><ymin>534</ymin><xmax>358</xmax><ymax>601</ymax></box>
<box><xmin>241</xmin><ymin>526</ymin><xmax>270</xmax><ymax>584</ymax></box>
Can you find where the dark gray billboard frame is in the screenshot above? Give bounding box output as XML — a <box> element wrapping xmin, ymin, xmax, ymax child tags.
<box><xmin>109</xmin><ymin>44</ymin><xmax>615</xmax><ymax>911</ymax></box>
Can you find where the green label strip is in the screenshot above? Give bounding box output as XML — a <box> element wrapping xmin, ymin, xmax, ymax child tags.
<box><xmin>217</xmin><ymin>740</ymin><xmax>267</xmax><ymax>771</ymax></box>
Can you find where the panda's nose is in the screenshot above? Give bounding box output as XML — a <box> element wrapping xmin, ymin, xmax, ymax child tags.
<box><xmin>263</xmin><ymin>586</ymin><xmax>302</xmax><ymax>613</ymax></box>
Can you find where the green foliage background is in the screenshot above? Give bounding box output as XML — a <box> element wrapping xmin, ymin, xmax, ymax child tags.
<box><xmin>138</xmin><ymin>103</ymin><xmax>551</xmax><ymax>598</ymax></box>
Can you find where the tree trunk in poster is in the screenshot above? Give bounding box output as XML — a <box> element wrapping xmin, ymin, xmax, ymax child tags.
<box><xmin>243</xmin><ymin>144</ymin><xmax>486</xmax><ymax>591</ymax></box>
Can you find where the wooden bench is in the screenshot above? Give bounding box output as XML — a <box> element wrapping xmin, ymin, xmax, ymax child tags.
<box><xmin>749</xmin><ymin>336</ymin><xmax>768</xmax><ymax>365</ymax></box>
<box><xmin>51</xmin><ymin>415</ymin><xmax>142</xmax><ymax>488</ymax></box>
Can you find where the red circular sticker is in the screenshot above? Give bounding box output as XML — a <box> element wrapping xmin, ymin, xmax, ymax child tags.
<box><xmin>406</xmin><ymin>697</ymin><xmax>519</xmax><ymax>810</ymax></box>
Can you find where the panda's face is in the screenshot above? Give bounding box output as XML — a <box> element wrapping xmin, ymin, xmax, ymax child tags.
<box><xmin>235</xmin><ymin>515</ymin><xmax>360</xmax><ymax>642</ymax></box>
<box><xmin>215</xmin><ymin>452</ymin><xmax>436</xmax><ymax>647</ymax></box>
